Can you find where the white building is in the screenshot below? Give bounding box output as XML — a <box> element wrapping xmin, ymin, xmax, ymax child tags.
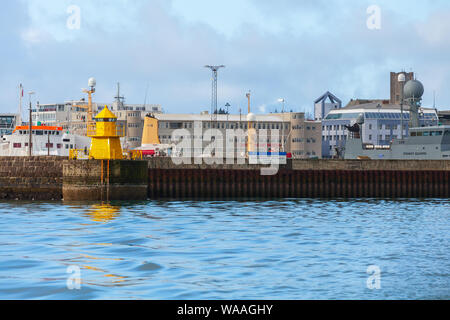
<box><xmin>153</xmin><ymin>112</ymin><xmax>322</xmax><ymax>159</ymax></box>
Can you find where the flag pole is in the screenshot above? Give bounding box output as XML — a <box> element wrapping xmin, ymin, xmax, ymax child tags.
<box><xmin>18</xmin><ymin>84</ymin><xmax>23</xmax><ymax>125</ymax></box>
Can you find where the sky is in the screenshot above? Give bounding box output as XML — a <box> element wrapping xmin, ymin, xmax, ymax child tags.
<box><xmin>1</xmin><ymin>0</ymin><xmax>450</xmax><ymax>117</ymax></box>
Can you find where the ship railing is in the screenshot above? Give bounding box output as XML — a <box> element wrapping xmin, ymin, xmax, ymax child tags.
<box><xmin>87</xmin><ymin>123</ymin><xmax>125</xmax><ymax>137</ymax></box>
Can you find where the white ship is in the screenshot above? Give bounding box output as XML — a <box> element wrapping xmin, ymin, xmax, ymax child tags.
<box><xmin>0</xmin><ymin>125</ymin><xmax>90</xmax><ymax>157</ymax></box>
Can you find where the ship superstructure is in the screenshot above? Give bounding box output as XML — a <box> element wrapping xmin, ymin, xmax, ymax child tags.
<box><xmin>0</xmin><ymin>125</ymin><xmax>90</xmax><ymax>157</ymax></box>
<box><xmin>343</xmin><ymin>78</ymin><xmax>450</xmax><ymax>160</ymax></box>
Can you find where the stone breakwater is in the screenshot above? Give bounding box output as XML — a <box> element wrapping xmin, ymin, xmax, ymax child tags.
<box><xmin>0</xmin><ymin>156</ymin><xmax>65</xmax><ymax>200</ymax></box>
<box><xmin>0</xmin><ymin>157</ymin><xmax>449</xmax><ymax>200</ymax></box>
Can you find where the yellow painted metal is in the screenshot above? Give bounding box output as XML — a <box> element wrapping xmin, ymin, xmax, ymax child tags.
<box><xmin>88</xmin><ymin>105</ymin><xmax>124</xmax><ymax>160</ymax></box>
<box><xmin>69</xmin><ymin>149</ymin><xmax>90</xmax><ymax>160</ymax></box>
<box><xmin>123</xmin><ymin>149</ymin><xmax>143</xmax><ymax>160</ymax></box>
<box><xmin>79</xmin><ymin>88</ymin><xmax>96</xmax><ymax>136</ymax></box>
<box><xmin>142</xmin><ymin>115</ymin><xmax>161</xmax><ymax>145</ymax></box>
<box><xmin>246</xmin><ymin>92</ymin><xmax>257</xmax><ymax>154</ymax></box>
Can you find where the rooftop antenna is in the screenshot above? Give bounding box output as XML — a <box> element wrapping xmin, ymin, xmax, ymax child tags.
<box><xmin>28</xmin><ymin>91</ymin><xmax>35</xmax><ymax>157</ymax></box>
<box><xmin>433</xmin><ymin>90</ymin><xmax>436</xmax><ymax>109</ymax></box>
<box><xmin>143</xmin><ymin>82</ymin><xmax>149</xmax><ymax>110</ymax></box>
<box><xmin>18</xmin><ymin>83</ymin><xmax>23</xmax><ymax>125</ymax></box>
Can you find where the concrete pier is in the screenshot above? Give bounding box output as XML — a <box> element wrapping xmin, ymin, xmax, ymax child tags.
<box><xmin>0</xmin><ymin>156</ymin><xmax>449</xmax><ymax>200</ymax></box>
<box><xmin>63</xmin><ymin>160</ymin><xmax>148</xmax><ymax>201</ymax></box>
<box><xmin>147</xmin><ymin>159</ymin><xmax>450</xmax><ymax>199</ymax></box>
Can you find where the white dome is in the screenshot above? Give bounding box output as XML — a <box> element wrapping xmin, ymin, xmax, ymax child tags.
<box><xmin>247</xmin><ymin>113</ymin><xmax>256</xmax><ymax>122</ymax></box>
<box><xmin>356</xmin><ymin>113</ymin><xmax>365</xmax><ymax>125</ymax></box>
<box><xmin>88</xmin><ymin>77</ymin><xmax>96</xmax><ymax>88</ymax></box>
<box><xmin>398</xmin><ymin>73</ymin><xmax>406</xmax><ymax>82</ymax></box>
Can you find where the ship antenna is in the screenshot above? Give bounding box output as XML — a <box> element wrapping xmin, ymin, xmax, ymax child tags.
<box><xmin>143</xmin><ymin>82</ymin><xmax>149</xmax><ymax>110</ymax></box>
<box><xmin>433</xmin><ymin>91</ymin><xmax>436</xmax><ymax>109</ymax></box>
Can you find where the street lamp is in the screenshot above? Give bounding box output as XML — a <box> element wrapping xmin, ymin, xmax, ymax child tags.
<box><xmin>278</xmin><ymin>98</ymin><xmax>286</xmax><ymax>152</ymax></box>
<box><xmin>277</xmin><ymin>98</ymin><xmax>285</xmax><ymax>113</ymax></box>
<box><xmin>225</xmin><ymin>102</ymin><xmax>231</xmax><ymax>127</ymax></box>
<box><xmin>398</xmin><ymin>73</ymin><xmax>406</xmax><ymax>139</ymax></box>
<box><xmin>28</xmin><ymin>91</ymin><xmax>35</xmax><ymax>157</ymax></box>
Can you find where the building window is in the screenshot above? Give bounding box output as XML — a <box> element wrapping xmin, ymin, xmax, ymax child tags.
<box><xmin>13</xmin><ymin>143</ymin><xmax>21</xmax><ymax>148</ymax></box>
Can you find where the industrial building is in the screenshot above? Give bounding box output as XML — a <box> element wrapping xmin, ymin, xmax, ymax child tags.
<box><xmin>152</xmin><ymin>112</ymin><xmax>322</xmax><ymax>159</ymax></box>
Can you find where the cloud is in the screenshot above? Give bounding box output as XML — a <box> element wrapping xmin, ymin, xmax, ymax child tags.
<box><xmin>1</xmin><ymin>0</ymin><xmax>450</xmax><ymax>117</ymax></box>
<box><xmin>21</xmin><ymin>28</ymin><xmax>51</xmax><ymax>45</ymax></box>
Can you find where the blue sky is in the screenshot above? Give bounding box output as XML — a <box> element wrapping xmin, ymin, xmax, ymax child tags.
<box><xmin>2</xmin><ymin>0</ymin><xmax>450</xmax><ymax>116</ymax></box>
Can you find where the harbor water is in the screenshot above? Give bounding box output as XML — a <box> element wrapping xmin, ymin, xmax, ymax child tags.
<box><xmin>0</xmin><ymin>199</ymin><xmax>448</xmax><ymax>300</ymax></box>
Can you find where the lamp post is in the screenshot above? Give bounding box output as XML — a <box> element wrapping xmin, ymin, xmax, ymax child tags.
<box><xmin>278</xmin><ymin>98</ymin><xmax>286</xmax><ymax>152</ymax></box>
<box><xmin>225</xmin><ymin>102</ymin><xmax>230</xmax><ymax>127</ymax></box>
<box><xmin>398</xmin><ymin>73</ymin><xmax>406</xmax><ymax>139</ymax></box>
<box><xmin>28</xmin><ymin>91</ymin><xmax>35</xmax><ymax>157</ymax></box>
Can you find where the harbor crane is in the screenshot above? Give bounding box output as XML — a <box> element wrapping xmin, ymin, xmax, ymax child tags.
<box><xmin>76</xmin><ymin>78</ymin><xmax>97</xmax><ymax>135</ymax></box>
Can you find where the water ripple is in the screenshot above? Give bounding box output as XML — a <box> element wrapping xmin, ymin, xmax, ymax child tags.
<box><xmin>0</xmin><ymin>199</ymin><xmax>448</xmax><ymax>299</ymax></box>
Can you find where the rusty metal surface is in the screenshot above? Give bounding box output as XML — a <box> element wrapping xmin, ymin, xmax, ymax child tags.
<box><xmin>148</xmin><ymin>168</ymin><xmax>450</xmax><ymax>199</ymax></box>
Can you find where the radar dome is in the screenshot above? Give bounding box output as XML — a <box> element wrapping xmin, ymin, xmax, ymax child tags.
<box><xmin>403</xmin><ymin>79</ymin><xmax>424</xmax><ymax>100</ymax></box>
<box><xmin>247</xmin><ymin>113</ymin><xmax>256</xmax><ymax>122</ymax></box>
<box><xmin>356</xmin><ymin>113</ymin><xmax>365</xmax><ymax>125</ymax></box>
<box><xmin>88</xmin><ymin>77</ymin><xmax>96</xmax><ymax>88</ymax></box>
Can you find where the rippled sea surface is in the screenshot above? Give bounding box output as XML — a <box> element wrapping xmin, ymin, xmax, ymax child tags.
<box><xmin>0</xmin><ymin>199</ymin><xmax>448</xmax><ymax>300</ymax></box>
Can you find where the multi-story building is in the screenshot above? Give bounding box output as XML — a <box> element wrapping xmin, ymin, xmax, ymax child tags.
<box><xmin>0</xmin><ymin>113</ymin><xmax>20</xmax><ymax>136</ymax></box>
<box><xmin>32</xmin><ymin>103</ymin><xmax>71</xmax><ymax>127</ymax></box>
<box><xmin>153</xmin><ymin>112</ymin><xmax>322</xmax><ymax>159</ymax></box>
<box><xmin>321</xmin><ymin>102</ymin><xmax>439</xmax><ymax>158</ymax></box>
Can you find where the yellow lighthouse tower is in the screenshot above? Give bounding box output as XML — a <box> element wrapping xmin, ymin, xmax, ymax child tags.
<box><xmin>88</xmin><ymin>106</ymin><xmax>124</xmax><ymax>160</ymax></box>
